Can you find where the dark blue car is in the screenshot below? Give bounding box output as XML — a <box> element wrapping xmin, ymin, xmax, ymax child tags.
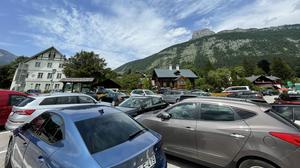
<box><xmin>5</xmin><ymin>105</ymin><xmax>167</xmax><ymax>168</ymax></box>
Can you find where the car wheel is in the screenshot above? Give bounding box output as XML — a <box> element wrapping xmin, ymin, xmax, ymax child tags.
<box><xmin>239</xmin><ymin>159</ymin><xmax>276</xmax><ymax>168</ymax></box>
<box><xmin>4</xmin><ymin>140</ymin><xmax>13</xmax><ymax>168</ymax></box>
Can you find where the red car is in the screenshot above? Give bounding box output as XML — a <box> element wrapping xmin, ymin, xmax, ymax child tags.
<box><xmin>0</xmin><ymin>90</ymin><xmax>27</xmax><ymax>126</ymax></box>
<box><xmin>275</xmin><ymin>94</ymin><xmax>300</xmax><ymax>105</ymax></box>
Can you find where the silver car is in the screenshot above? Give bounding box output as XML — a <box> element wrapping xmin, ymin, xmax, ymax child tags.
<box><xmin>136</xmin><ymin>97</ymin><xmax>300</xmax><ymax>168</ymax></box>
<box><xmin>5</xmin><ymin>93</ymin><xmax>98</xmax><ymax>130</ymax></box>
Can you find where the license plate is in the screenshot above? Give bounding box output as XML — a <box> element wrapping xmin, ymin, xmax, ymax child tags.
<box><xmin>137</xmin><ymin>155</ymin><xmax>156</xmax><ymax>168</ymax></box>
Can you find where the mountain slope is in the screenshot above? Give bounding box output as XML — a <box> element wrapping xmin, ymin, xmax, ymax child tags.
<box><xmin>115</xmin><ymin>24</ymin><xmax>300</xmax><ymax>73</ymax></box>
<box><xmin>0</xmin><ymin>49</ymin><xmax>17</xmax><ymax>65</ymax></box>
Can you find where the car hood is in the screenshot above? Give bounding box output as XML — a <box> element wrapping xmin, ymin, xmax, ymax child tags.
<box><xmin>92</xmin><ymin>131</ymin><xmax>159</xmax><ymax>168</ymax></box>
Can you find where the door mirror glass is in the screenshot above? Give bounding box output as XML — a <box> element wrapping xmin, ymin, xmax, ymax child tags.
<box><xmin>157</xmin><ymin>112</ymin><xmax>171</xmax><ymax>120</ymax></box>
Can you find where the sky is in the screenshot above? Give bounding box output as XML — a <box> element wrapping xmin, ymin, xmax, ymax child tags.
<box><xmin>1</xmin><ymin>0</ymin><xmax>300</xmax><ymax>69</ymax></box>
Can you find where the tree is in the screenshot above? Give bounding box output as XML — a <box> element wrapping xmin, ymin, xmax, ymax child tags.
<box><xmin>270</xmin><ymin>57</ymin><xmax>295</xmax><ymax>81</ymax></box>
<box><xmin>231</xmin><ymin>66</ymin><xmax>246</xmax><ymax>80</ymax></box>
<box><xmin>257</xmin><ymin>59</ymin><xmax>270</xmax><ymax>74</ymax></box>
<box><xmin>115</xmin><ymin>73</ymin><xmax>141</xmax><ymax>90</ymax></box>
<box><xmin>63</xmin><ymin>51</ymin><xmax>109</xmax><ymax>83</ymax></box>
<box><xmin>206</xmin><ymin>68</ymin><xmax>231</xmax><ymax>91</ymax></box>
<box><xmin>242</xmin><ymin>59</ymin><xmax>255</xmax><ymax>76</ymax></box>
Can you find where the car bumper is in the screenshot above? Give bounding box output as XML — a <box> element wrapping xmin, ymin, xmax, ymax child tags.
<box><xmin>282</xmin><ymin>148</ymin><xmax>300</xmax><ymax>168</ymax></box>
<box><xmin>5</xmin><ymin>119</ymin><xmax>24</xmax><ymax>131</ymax></box>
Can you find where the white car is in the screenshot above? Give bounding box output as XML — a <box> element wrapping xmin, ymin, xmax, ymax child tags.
<box><xmin>222</xmin><ymin>86</ymin><xmax>250</xmax><ymax>93</ymax></box>
<box><xmin>5</xmin><ymin>93</ymin><xmax>100</xmax><ymax>130</ymax></box>
<box><xmin>130</xmin><ymin>89</ymin><xmax>157</xmax><ymax>96</ymax></box>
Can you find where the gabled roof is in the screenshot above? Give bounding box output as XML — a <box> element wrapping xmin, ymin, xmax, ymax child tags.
<box><xmin>24</xmin><ymin>46</ymin><xmax>65</xmax><ymax>63</ymax></box>
<box><xmin>245</xmin><ymin>75</ymin><xmax>280</xmax><ymax>82</ymax></box>
<box><xmin>60</xmin><ymin>78</ymin><xmax>94</xmax><ymax>83</ymax></box>
<box><xmin>154</xmin><ymin>69</ymin><xmax>198</xmax><ymax>78</ymax></box>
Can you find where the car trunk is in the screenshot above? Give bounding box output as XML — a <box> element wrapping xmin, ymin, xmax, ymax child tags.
<box><xmin>92</xmin><ymin>131</ymin><xmax>158</xmax><ymax>168</ymax></box>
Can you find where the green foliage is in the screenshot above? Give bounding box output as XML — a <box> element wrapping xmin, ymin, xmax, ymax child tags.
<box><xmin>242</xmin><ymin>59</ymin><xmax>255</xmax><ymax>76</ymax></box>
<box><xmin>63</xmin><ymin>51</ymin><xmax>109</xmax><ymax>83</ymax></box>
<box><xmin>232</xmin><ymin>78</ymin><xmax>253</xmax><ymax>87</ymax></box>
<box><xmin>0</xmin><ymin>56</ymin><xmax>29</xmax><ymax>89</ymax></box>
<box><xmin>231</xmin><ymin>66</ymin><xmax>246</xmax><ymax>80</ymax></box>
<box><xmin>270</xmin><ymin>57</ymin><xmax>295</xmax><ymax>81</ymax></box>
<box><xmin>141</xmin><ymin>78</ymin><xmax>151</xmax><ymax>89</ymax></box>
<box><xmin>184</xmin><ymin>79</ymin><xmax>193</xmax><ymax>90</ymax></box>
<box><xmin>115</xmin><ymin>73</ymin><xmax>141</xmax><ymax>90</ymax></box>
<box><xmin>206</xmin><ymin>68</ymin><xmax>231</xmax><ymax>91</ymax></box>
<box><xmin>257</xmin><ymin>60</ymin><xmax>270</xmax><ymax>74</ymax></box>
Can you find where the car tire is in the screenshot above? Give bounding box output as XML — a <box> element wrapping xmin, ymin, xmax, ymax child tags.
<box><xmin>4</xmin><ymin>139</ymin><xmax>13</xmax><ymax>168</ymax></box>
<box><xmin>239</xmin><ymin>159</ymin><xmax>276</xmax><ymax>168</ymax></box>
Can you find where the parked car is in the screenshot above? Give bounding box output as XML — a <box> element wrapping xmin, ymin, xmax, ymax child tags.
<box><xmin>222</xmin><ymin>86</ymin><xmax>250</xmax><ymax>93</ymax></box>
<box><xmin>162</xmin><ymin>90</ymin><xmax>188</xmax><ymax>104</ymax></box>
<box><xmin>0</xmin><ymin>90</ymin><xmax>27</xmax><ymax>126</ymax></box>
<box><xmin>158</xmin><ymin>87</ymin><xmax>171</xmax><ymax>94</ymax></box>
<box><xmin>136</xmin><ymin>97</ymin><xmax>300</xmax><ymax>168</ymax></box>
<box><xmin>272</xmin><ymin>104</ymin><xmax>300</xmax><ymax>126</ymax></box>
<box><xmin>274</xmin><ymin>94</ymin><xmax>300</xmax><ymax>105</ymax></box>
<box><xmin>227</xmin><ymin>91</ymin><xmax>263</xmax><ymax>99</ymax></box>
<box><xmin>5</xmin><ymin>105</ymin><xmax>167</xmax><ymax>168</ymax></box>
<box><xmin>116</xmin><ymin>96</ymin><xmax>169</xmax><ymax>117</ymax></box>
<box><xmin>5</xmin><ymin>93</ymin><xmax>99</xmax><ymax>130</ymax></box>
<box><xmin>25</xmin><ymin>89</ymin><xmax>41</xmax><ymax>96</ymax></box>
<box><xmin>130</xmin><ymin>89</ymin><xmax>156</xmax><ymax>96</ymax></box>
<box><xmin>261</xmin><ymin>89</ymin><xmax>279</xmax><ymax>96</ymax></box>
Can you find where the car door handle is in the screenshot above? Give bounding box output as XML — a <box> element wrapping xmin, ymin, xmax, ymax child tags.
<box><xmin>230</xmin><ymin>133</ymin><xmax>245</xmax><ymax>138</ymax></box>
<box><xmin>185</xmin><ymin>126</ymin><xmax>195</xmax><ymax>131</ymax></box>
<box><xmin>38</xmin><ymin>156</ymin><xmax>45</xmax><ymax>164</ymax></box>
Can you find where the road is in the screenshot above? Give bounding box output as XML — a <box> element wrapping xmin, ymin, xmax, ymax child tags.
<box><xmin>0</xmin><ymin>130</ymin><xmax>202</xmax><ymax>168</ymax></box>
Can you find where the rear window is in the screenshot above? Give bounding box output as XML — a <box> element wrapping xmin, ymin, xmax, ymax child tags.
<box><xmin>76</xmin><ymin>112</ymin><xmax>145</xmax><ymax>154</ymax></box>
<box><xmin>266</xmin><ymin>110</ymin><xmax>300</xmax><ymax>130</ymax></box>
<box><xmin>17</xmin><ymin>97</ymin><xmax>35</xmax><ymax>107</ymax></box>
<box><xmin>233</xmin><ymin>107</ymin><xmax>257</xmax><ymax>119</ymax></box>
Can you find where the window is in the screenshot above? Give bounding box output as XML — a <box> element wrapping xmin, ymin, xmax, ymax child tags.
<box><xmin>166</xmin><ymin>103</ymin><xmax>197</xmax><ymax>120</ymax></box>
<box><xmin>76</xmin><ymin>112</ymin><xmax>144</xmax><ymax>154</ymax></box>
<box><xmin>201</xmin><ymin>103</ymin><xmax>235</xmax><ymax>121</ymax></box>
<box><xmin>272</xmin><ymin>106</ymin><xmax>293</xmax><ymax>121</ymax></box>
<box><xmin>56</xmin><ymin>96</ymin><xmax>78</xmax><ymax>104</ymax></box>
<box><xmin>78</xmin><ymin>96</ymin><xmax>95</xmax><ymax>104</ymax></box>
<box><xmin>37</xmin><ymin>73</ymin><xmax>43</xmax><ymax>79</ymax></box>
<box><xmin>45</xmin><ymin>84</ymin><xmax>51</xmax><ymax>91</ymax></box>
<box><xmin>152</xmin><ymin>97</ymin><xmax>163</xmax><ymax>105</ymax></box>
<box><xmin>26</xmin><ymin>73</ymin><xmax>29</xmax><ymax>78</ymax></box>
<box><xmin>35</xmin><ymin>84</ymin><xmax>41</xmax><ymax>90</ymax></box>
<box><xmin>9</xmin><ymin>95</ymin><xmax>27</xmax><ymax>106</ymax></box>
<box><xmin>59</xmin><ymin>64</ymin><xmax>63</xmax><ymax>68</ymax></box>
<box><xmin>54</xmin><ymin>84</ymin><xmax>60</xmax><ymax>89</ymax></box>
<box><xmin>56</xmin><ymin>73</ymin><xmax>62</xmax><ymax>79</ymax></box>
<box><xmin>29</xmin><ymin>113</ymin><xmax>63</xmax><ymax>144</ymax></box>
<box><xmin>47</xmin><ymin>73</ymin><xmax>53</xmax><ymax>79</ymax></box>
<box><xmin>35</xmin><ymin>62</ymin><xmax>41</xmax><ymax>67</ymax></box>
<box><xmin>144</xmin><ymin>90</ymin><xmax>154</xmax><ymax>95</ymax></box>
<box><xmin>17</xmin><ymin>97</ymin><xmax>35</xmax><ymax>107</ymax></box>
<box><xmin>294</xmin><ymin>107</ymin><xmax>300</xmax><ymax>120</ymax></box>
<box><xmin>233</xmin><ymin>107</ymin><xmax>257</xmax><ymax>119</ymax></box>
<box><xmin>40</xmin><ymin>97</ymin><xmax>57</xmax><ymax>105</ymax></box>
<box><xmin>47</xmin><ymin>63</ymin><xmax>52</xmax><ymax>68</ymax></box>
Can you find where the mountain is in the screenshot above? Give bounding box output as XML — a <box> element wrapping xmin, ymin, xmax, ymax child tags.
<box><xmin>0</xmin><ymin>49</ymin><xmax>17</xmax><ymax>65</ymax></box>
<box><xmin>115</xmin><ymin>24</ymin><xmax>300</xmax><ymax>73</ymax></box>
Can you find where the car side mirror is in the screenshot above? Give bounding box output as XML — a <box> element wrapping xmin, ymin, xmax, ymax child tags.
<box><xmin>157</xmin><ymin>112</ymin><xmax>171</xmax><ymax>120</ymax></box>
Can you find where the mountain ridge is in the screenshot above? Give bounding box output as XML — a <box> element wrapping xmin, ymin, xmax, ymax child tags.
<box><xmin>0</xmin><ymin>49</ymin><xmax>17</xmax><ymax>65</ymax></box>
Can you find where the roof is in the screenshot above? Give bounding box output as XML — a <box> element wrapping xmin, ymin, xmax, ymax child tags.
<box><xmin>245</xmin><ymin>75</ymin><xmax>280</xmax><ymax>82</ymax></box>
<box><xmin>99</xmin><ymin>79</ymin><xmax>121</xmax><ymax>88</ymax></box>
<box><xmin>60</xmin><ymin>78</ymin><xmax>95</xmax><ymax>83</ymax></box>
<box><xmin>153</xmin><ymin>69</ymin><xmax>198</xmax><ymax>78</ymax></box>
<box><xmin>0</xmin><ymin>89</ymin><xmax>27</xmax><ymax>96</ymax></box>
<box><xmin>24</xmin><ymin>46</ymin><xmax>65</xmax><ymax>63</ymax></box>
<box><xmin>29</xmin><ymin>93</ymin><xmax>94</xmax><ymax>99</ymax></box>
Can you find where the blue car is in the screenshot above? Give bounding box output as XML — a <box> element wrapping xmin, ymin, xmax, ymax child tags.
<box><xmin>5</xmin><ymin>105</ymin><xmax>167</xmax><ymax>168</ymax></box>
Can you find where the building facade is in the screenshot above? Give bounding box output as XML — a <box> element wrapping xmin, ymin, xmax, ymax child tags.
<box><xmin>10</xmin><ymin>47</ymin><xmax>66</xmax><ymax>92</ymax></box>
<box><xmin>245</xmin><ymin>75</ymin><xmax>282</xmax><ymax>88</ymax></box>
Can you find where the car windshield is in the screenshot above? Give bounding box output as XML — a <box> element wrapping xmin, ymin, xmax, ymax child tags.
<box><xmin>75</xmin><ymin>112</ymin><xmax>145</xmax><ymax>154</ymax></box>
<box><xmin>144</xmin><ymin>90</ymin><xmax>154</xmax><ymax>95</ymax></box>
<box><xmin>119</xmin><ymin>97</ymin><xmax>152</xmax><ymax>108</ymax></box>
<box><xmin>17</xmin><ymin>97</ymin><xmax>35</xmax><ymax>107</ymax></box>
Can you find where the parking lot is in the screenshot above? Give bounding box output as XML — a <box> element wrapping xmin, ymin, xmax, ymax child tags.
<box><xmin>0</xmin><ymin>130</ymin><xmax>202</xmax><ymax>168</ymax></box>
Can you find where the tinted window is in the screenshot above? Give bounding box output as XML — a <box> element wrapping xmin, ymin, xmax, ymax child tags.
<box><xmin>17</xmin><ymin>97</ymin><xmax>35</xmax><ymax>107</ymax></box>
<box><xmin>56</xmin><ymin>96</ymin><xmax>78</xmax><ymax>104</ymax></box>
<box><xmin>272</xmin><ymin>106</ymin><xmax>293</xmax><ymax>121</ymax></box>
<box><xmin>294</xmin><ymin>107</ymin><xmax>300</xmax><ymax>120</ymax></box>
<box><xmin>29</xmin><ymin>113</ymin><xmax>64</xmax><ymax>143</ymax></box>
<box><xmin>166</xmin><ymin>103</ymin><xmax>197</xmax><ymax>120</ymax></box>
<box><xmin>144</xmin><ymin>90</ymin><xmax>154</xmax><ymax>95</ymax></box>
<box><xmin>79</xmin><ymin>96</ymin><xmax>95</xmax><ymax>104</ymax></box>
<box><xmin>76</xmin><ymin>112</ymin><xmax>144</xmax><ymax>154</ymax></box>
<box><xmin>233</xmin><ymin>107</ymin><xmax>257</xmax><ymax>119</ymax></box>
<box><xmin>119</xmin><ymin>97</ymin><xmax>151</xmax><ymax>108</ymax></box>
<box><xmin>266</xmin><ymin>110</ymin><xmax>299</xmax><ymax>130</ymax></box>
<box><xmin>40</xmin><ymin>97</ymin><xmax>57</xmax><ymax>105</ymax></box>
<box><xmin>9</xmin><ymin>95</ymin><xmax>27</xmax><ymax>106</ymax></box>
<box><xmin>152</xmin><ymin>97</ymin><xmax>163</xmax><ymax>105</ymax></box>
<box><xmin>201</xmin><ymin>104</ymin><xmax>235</xmax><ymax>121</ymax></box>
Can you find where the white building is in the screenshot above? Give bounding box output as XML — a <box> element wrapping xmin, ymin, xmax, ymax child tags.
<box><xmin>10</xmin><ymin>47</ymin><xmax>66</xmax><ymax>92</ymax></box>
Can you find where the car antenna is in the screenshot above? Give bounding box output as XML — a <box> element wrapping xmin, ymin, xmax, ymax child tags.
<box><xmin>98</xmin><ymin>109</ymin><xmax>104</xmax><ymax>115</ymax></box>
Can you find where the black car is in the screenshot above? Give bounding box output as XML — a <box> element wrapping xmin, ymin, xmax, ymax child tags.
<box><xmin>116</xmin><ymin>96</ymin><xmax>169</xmax><ymax>117</ymax></box>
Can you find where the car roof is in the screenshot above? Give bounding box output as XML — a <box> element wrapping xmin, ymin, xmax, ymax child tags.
<box><xmin>52</xmin><ymin>105</ymin><xmax>122</xmax><ymax>122</ymax></box>
<box><xmin>29</xmin><ymin>93</ymin><xmax>92</xmax><ymax>99</ymax></box>
<box><xmin>0</xmin><ymin>89</ymin><xmax>27</xmax><ymax>95</ymax></box>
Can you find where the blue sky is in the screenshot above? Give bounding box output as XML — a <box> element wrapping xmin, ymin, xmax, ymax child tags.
<box><xmin>1</xmin><ymin>0</ymin><xmax>300</xmax><ymax>68</ymax></box>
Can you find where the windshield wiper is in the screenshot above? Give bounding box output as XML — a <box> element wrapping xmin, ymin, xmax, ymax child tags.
<box><xmin>128</xmin><ymin>129</ymin><xmax>145</xmax><ymax>141</ymax></box>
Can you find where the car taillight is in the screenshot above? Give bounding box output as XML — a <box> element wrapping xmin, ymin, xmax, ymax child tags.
<box><xmin>15</xmin><ymin>109</ymin><xmax>36</xmax><ymax>115</ymax></box>
<box><xmin>270</xmin><ymin>132</ymin><xmax>300</xmax><ymax>147</ymax></box>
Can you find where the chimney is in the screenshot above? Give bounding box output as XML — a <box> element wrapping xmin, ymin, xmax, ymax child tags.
<box><xmin>176</xmin><ymin>64</ymin><xmax>179</xmax><ymax>71</ymax></box>
<box><xmin>169</xmin><ymin>65</ymin><xmax>172</xmax><ymax>70</ymax></box>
